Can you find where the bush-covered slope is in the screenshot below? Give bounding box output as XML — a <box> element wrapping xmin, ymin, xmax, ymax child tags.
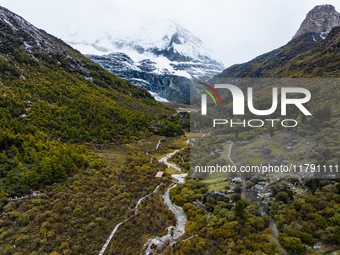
<box><xmin>0</xmin><ymin>153</ymin><xmax>175</xmax><ymax>255</ymax></box>
<box><xmin>0</xmin><ymin>6</ymin><xmax>184</xmax><ymax>255</ymax></box>
<box><xmin>0</xmin><ymin>5</ymin><xmax>177</xmax><ymax>144</ymax></box>
<box><xmin>0</xmin><ymin>6</ymin><xmax>183</xmax><ymax>193</ymax></box>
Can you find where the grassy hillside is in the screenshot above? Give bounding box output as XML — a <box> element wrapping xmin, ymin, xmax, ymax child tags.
<box><xmin>0</xmin><ymin>6</ymin><xmax>191</xmax><ymax>255</ymax></box>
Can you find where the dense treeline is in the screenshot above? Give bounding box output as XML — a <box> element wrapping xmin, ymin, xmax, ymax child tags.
<box><xmin>0</xmin><ymin>128</ymin><xmax>89</xmax><ymax>195</ymax></box>
<box><xmin>269</xmin><ymin>178</ymin><xmax>340</xmax><ymax>254</ymax></box>
<box><xmin>168</xmin><ymin>147</ymin><xmax>190</xmax><ymax>172</ymax></box>
<box><xmin>163</xmin><ymin>180</ymin><xmax>285</xmax><ymax>255</ymax></box>
<box><xmin>169</xmin><ymin>179</ymin><xmax>207</xmax><ymax>205</ymax></box>
<box><xmin>0</xmin><ymin>154</ymin><xmax>173</xmax><ymax>254</ymax></box>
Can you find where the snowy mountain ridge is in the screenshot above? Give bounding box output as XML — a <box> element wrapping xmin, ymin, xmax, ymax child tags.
<box><xmin>59</xmin><ymin>18</ymin><xmax>224</xmax><ymax>102</ymax></box>
<box><xmin>62</xmin><ymin>18</ymin><xmax>218</xmax><ymax>62</ymax></box>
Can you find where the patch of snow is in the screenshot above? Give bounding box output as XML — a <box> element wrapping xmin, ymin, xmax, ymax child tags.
<box><xmin>309</xmin><ymin>18</ymin><xmax>321</xmax><ymax>27</ymax></box>
<box><xmin>320</xmin><ymin>32</ymin><xmax>328</xmax><ymax>39</ymax></box>
<box><xmin>148</xmin><ymin>90</ymin><xmax>169</xmax><ymax>103</ymax></box>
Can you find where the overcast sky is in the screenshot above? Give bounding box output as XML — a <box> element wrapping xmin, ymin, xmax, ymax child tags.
<box><xmin>0</xmin><ymin>0</ymin><xmax>339</xmax><ymax>68</ymax></box>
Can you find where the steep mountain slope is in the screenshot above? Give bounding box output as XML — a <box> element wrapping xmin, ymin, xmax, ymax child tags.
<box><xmin>60</xmin><ymin>19</ymin><xmax>224</xmax><ymax>103</ymax></box>
<box><xmin>87</xmin><ymin>52</ymin><xmax>191</xmax><ymax>102</ymax></box>
<box><xmin>214</xmin><ymin>31</ymin><xmax>323</xmax><ymax>78</ymax></box>
<box><xmin>275</xmin><ymin>26</ymin><xmax>340</xmax><ymax>77</ymax></box>
<box><xmin>0</xmin><ymin>6</ymin><xmax>186</xmax><ymax>255</ymax></box>
<box><xmin>214</xmin><ymin>26</ymin><xmax>340</xmax><ymax>79</ymax></box>
<box><xmin>0</xmin><ymin>6</ymin><xmax>178</xmax><ymax>143</ymax></box>
<box><xmin>215</xmin><ymin>4</ymin><xmax>340</xmax><ymax>79</ymax></box>
<box><xmin>0</xmin><ymin>5</ymin><xmax>184</xmax><ymax>192</ymax></box>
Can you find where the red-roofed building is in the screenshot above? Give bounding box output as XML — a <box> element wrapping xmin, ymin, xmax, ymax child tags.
<box><xmin>155</xmin><ymin>172</ymin><xmax>164</xmax><ymax>178</ymax></box>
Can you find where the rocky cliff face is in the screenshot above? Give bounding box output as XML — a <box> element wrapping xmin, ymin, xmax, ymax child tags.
<box><xmin>87</xmin><ymin>52</ymin><xmax>190</xmax><ymax>102</ymax></box>
<box><xmin>293</xmin><ymin>4</ymin><xmax>340</xmax><ymax>40</ymax></box>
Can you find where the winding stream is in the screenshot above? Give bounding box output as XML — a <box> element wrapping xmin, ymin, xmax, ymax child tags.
<box><xmin>159</xmin><ymin>148</ymin><xmax>184</xmax><ymax>171</ymax></box>
<box><xmin>144</xmin><ymin>151</ymin><xmax>188</xmax><ymax>254</ymax></box>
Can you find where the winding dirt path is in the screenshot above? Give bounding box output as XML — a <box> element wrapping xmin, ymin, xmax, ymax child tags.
<box><xmin>155</xmin><ymin>137</ymin><xmax>165</xmax><ymax>150</ymax></box>
<box><xmin>98</xmin><ymin>184</ymin><xmax>161</xmax><ymax>255</ymax></box>
<box><xmin>227</xmin><ymin>143</ymin><xmax>246</xmax><ymax>199</ymax></box>
<box><xmin>227</xmin><ymin>143</ymin><xmax>236</xmax><ymax>167</ymax></box>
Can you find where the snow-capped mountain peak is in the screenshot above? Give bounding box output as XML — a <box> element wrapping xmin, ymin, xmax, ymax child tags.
<box><xmin>60</xmin><ymin>18</ymin><xmax>224</xmax><ymax>103</ymax></box>
<box><xmin>62</xmin><ymin>18</ymin><xmax>220</xmax><ymax>64</ymax></box>
<box><xmin>124</xmin><ymin>18</ymin><xmax>213</xmax><ymax>60</ymax></box>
